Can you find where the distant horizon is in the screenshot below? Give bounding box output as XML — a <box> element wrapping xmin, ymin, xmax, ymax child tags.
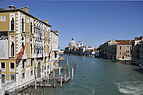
<box><xmin>0</xmin><ymin>1</ymin><xmax>143</xmax><ymax>49</ymax></box>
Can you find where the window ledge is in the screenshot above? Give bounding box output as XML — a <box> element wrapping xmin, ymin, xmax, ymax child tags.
<box><xmin>9</xmin><ymin>30</ymin><xmax>15</xmax><ymax>32</ymax></box>
<box><xmin>10</xmin><ymin>69</ymin><xmax>15</xmax><ymax>72</ymax></box>
<box><xmin>1</xmin><ymin>69</ymin><xmax>6</xmax><ymax>72</ymax></box>
<box><xmin>9</xmin><ymin>57</ymin><xmax>15</xmax><ymax>58</ymax></box>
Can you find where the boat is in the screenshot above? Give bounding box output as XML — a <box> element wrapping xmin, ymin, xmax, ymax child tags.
<box><xmin>60</xmin><ymin>57</ymin><xmax>65</xmax><ymax>61</ymax></box>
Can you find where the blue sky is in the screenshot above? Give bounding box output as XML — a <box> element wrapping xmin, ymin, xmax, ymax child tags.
<box><xmin>0</xmin><ymin>0</ymin><xmax>143</xmax><ymax>49</ymax></box>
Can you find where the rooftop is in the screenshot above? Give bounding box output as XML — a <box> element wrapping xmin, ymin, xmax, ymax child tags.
<box><xmin>0</xmin><ymin>6</ymin><xmax>51</xmax><ymax>27</ymax></box>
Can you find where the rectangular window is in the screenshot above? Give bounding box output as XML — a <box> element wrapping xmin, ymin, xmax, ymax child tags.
<box><xmin>120</xmin><ymin>46</ymin><xmax>122</xmax><ymax>50</ymax></box>
<box><xmin>31</xmin><ymin>70</ymin><xmax>33</xmax><ymax>76</ymax></box>
<box><xmin>120</xmin><ymin>52</ymin><xmax>122</xmax><ymax>55</ymax></box>
<box><xmin>22</xmin><ymin>18</ymin><xmax>25</xmax><ymax>32</ymax></box>
<box><xmin>34</xmin><ymin>67</ymin><xmax>36</xmax><ymax>75</ymax></box>
<box><xmin>30</xmin><ymin>22</ymin><xmax>33</xmax><ymax>34</ymax></box>
<box><xmin>22</xmin><ymin>73</ymin><xmax>25</xmax><ymax>79</ymax></box>
<box><xmin>11</xmin><ymin>74</ymin><xmax>15</xmax><ymax>80</ymax></box>
<box><xmin>31</xmin><ymin>59</ymin><xmax>33</xmax><ymax>66</ymax></box>
<box><xmin>10</xmin><ymin>62</ymin><xmax>14</xmax><ymax>69</ymax></box>
<box><xmin>42</xmin><ymin>65</ymin><xmax>44</xmax><ymax>73</ymax></box>
<box><xmin>1</xmin><ymin>62</ymin><xmax>5</xmax><ymax>68</ymax></box>
<box><xmin>1</xmin><ymin>16</ymin><xmax>6</xmax><ymax>22</ymax></box>
<box><xmin>1</xmin><ymin>74</ymin><xmax>5</xmax><ymax>83</ymax></box>
<box><xmin>22</xmin><ymin>60</ymin><xmax>25</xmax><ymax>69</ymax></box>
<box><xmin>26</xmin><ymin>17</ymin><xmax>29</xmax><ymax>23</ymax></box>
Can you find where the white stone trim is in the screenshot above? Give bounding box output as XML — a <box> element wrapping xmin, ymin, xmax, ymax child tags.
<box><xmin>9</xmin><ymin>35</ymin><xmax>15</xmax><ymax>57</ymax></box>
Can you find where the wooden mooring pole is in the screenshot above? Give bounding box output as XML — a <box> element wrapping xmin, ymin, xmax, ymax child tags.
<box><xmin>59</xmin><ymin>67</ymin><xmax>61</xmax><ymax>76</ymax></box>
<box><xmin>60</xmin><ymin>76</ymin><xmax>62</xmax><ymax>88</ymax></box>
<box><xmin>31</xmin><ymin>87</ymin><xmax>33</xmax><ymax>95</ymax></box>
<box><xmin>53</xmin><ymin>70</ymin><xmax>56</xmax><ymax>87</ymax></box>
<box><xmin>41</xmin><ymin>87</ymin><xmax>43</xmax><ymax>95</ymax></box>
<box><xmin>27</xmin><ymin>87</ymin><xmax>29</xmax><ymax>94</ymax></box>
<box><xmin>47</xmin><ymin>72</ymin><xmax>49</xmax><ymax>82</ymax></box>
<box><xmin>22</xmin><ymin>87</ymin><xmax>24</xmax><ymax>95</ymax></box>
<box><xmin>44</xmin><ymin>87</ymin><xmax>45</xmax><ymax>95</ymax></box>
<box><xmin>34</xmin><ymin>87</ymin><xmax>36</xmax><ymax>95</ymax></box>
<box><xmin>72</xmin><ymin>68</ymin><xmax>74</xmax><ymax>80</ymax></box>
<box><xmin>64</xmin><ymin>64</ymin><xmax>66</xmax><ymax>83</ymax></box>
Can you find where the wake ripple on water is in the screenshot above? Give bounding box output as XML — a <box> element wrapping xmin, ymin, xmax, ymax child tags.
<box><xmin>114</xmin><ymin>80</ymin><xmax>143</xmax><ymax>95</ymax></box>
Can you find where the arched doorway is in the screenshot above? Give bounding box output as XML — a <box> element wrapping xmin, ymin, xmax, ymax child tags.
<box><xmin>37</xmin><ymin>62</ymin><xmax>41</xmax><ymax>78</ymax></box>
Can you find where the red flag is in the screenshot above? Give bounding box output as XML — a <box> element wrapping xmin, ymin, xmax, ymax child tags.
<box><xmin>17</xmin><ymin>46</ymin><xmax>25</xmax><ymax>63</ymax></box>
<box><xmin>42</xmin><ymin>52</ymin><xmax>43</xmax><ymax>57</ymax></box>
<box><xmin>48</xmin><ymin>48</ymin><xmax>52</xmax><ymax>59</ymax></box>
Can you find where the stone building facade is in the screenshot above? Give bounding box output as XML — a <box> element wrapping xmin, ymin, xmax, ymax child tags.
<box><xmin>102</xmin><ymin>40</ymin><xmax>132</xmax><ymax>61</ymax></box>
<box><xmin>131</xmin><ymin>36</ymin><xmax>143</xmax><ymax>65</ymax></box>
<box><xmin>0</xmin><ymin>5</ymin><xmax>59</xmax><ymax>93</ymax></box>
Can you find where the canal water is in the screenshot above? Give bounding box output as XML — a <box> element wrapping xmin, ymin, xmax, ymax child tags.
<box><xmin>27</xmin><ymin>55</ymin><xmax>143</xmax><ymax>95</ymax></box>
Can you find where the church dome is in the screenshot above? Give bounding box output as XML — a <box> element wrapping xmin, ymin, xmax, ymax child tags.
<box><xmin>69</xmin><ymin>38</ymin><xmax>76</xmax><ymax>47</ymax></box>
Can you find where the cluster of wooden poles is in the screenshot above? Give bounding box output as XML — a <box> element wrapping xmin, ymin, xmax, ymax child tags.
<box><xmin>22</xmin><ymin>86</ymin><xmax>46</xmax><ymax>95</ymax></box>
<box><xmin>56</xmin><ymin>58</ymin><xmax>76</xmax><ymax>88</ymax></box>
<box><xmin>20</xmin><ymin>58</ymin><xmax>76</xmax><ymax>95</ymax></box>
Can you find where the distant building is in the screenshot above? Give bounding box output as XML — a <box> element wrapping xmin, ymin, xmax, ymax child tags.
<box><xmin>102</xmin><ymin>40</ymin><xmax>132</xmax><ymax>61</ymax></box>
<box><xmin>77</xmin><ymin>41</ymin><xmax>83</xmax><ymax>47</ymax></box>
<box><xmin>68</xmin><ymin>38</ymin><xmax>77</xmax><ymax>47</ymax></box>
<box><xmin>131</xmin><ymin>36</ymin><xmax>143</xmax><ymax>65</ymax></box>
<box><xmin>64</xmin><ymin>38</ymin><xmax>96</xmax><ymax>56</ymax></box>
<box><xmin>83</xmin><ymin>47</ymin><xmax>97</xmax><ymax>56</ymax></box>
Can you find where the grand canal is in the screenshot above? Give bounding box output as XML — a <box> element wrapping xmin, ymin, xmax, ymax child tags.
<box><xmin>29</xmin><ymin>55</ymin><xmax>143</xmax><ymax>95</ymax></box>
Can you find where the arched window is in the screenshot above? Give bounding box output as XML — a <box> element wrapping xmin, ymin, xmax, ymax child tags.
<box><xmin>22</xmin><ymin>18</ymin><xmax>24</xmax><ymax>32</ymax></box>
<box><xmin>34</xmin><ymin>45</ymin><xmax>35</xmax><ymax>53</ymax></box>
<box><xmin>22</xmin><ymin>37</ymin><xmax>24</xmax><ymax>40</ymax></box>
<box><xmin>11</xmin><ymin>18</ymin><xmax>14</xmax><ymax>31</ymax></box>
<box><xmin>30</xmin><ymin>22</ymin><xmax>32</xmax><ymax>34</ymax></box>
<box><xmin>31</xmin><ymin>44</ymin><xmax>32</xmax><ymax>54</ymax></box>
<box><xmin>11</xmin><ymin>42</ymin><xmax>14</xmax><ymax>57</ymax></box>
<box><xmin>22</xmin><ymin>42</ymin><xmax>24</xmax><ymax>47</ymax></box>
<box><xmin>54</xmin><ymin>51</ymin><xmax>57</xmax><ymax>58</ymax></box>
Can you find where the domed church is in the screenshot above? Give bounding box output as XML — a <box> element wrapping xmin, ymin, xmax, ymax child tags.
<box><xmin>68</xmin><ymin>38</ymin><xmax>77</xmax><ymax>47</ymax></box>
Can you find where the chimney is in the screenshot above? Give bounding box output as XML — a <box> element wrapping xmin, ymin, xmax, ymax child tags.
<box><xmin>24</xmin><ymin>6</ymin><xmax>29</xmax><ymax>13</ymax></box>
<box><xmin>46</xmin><ymin>19</ymin><xmax>48</xmax><ymax>24</ymax></box>
<box><xmin>8</xmin><ymin>5</ymin><xmax>16</xmax><ymax>10</ymax></box>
